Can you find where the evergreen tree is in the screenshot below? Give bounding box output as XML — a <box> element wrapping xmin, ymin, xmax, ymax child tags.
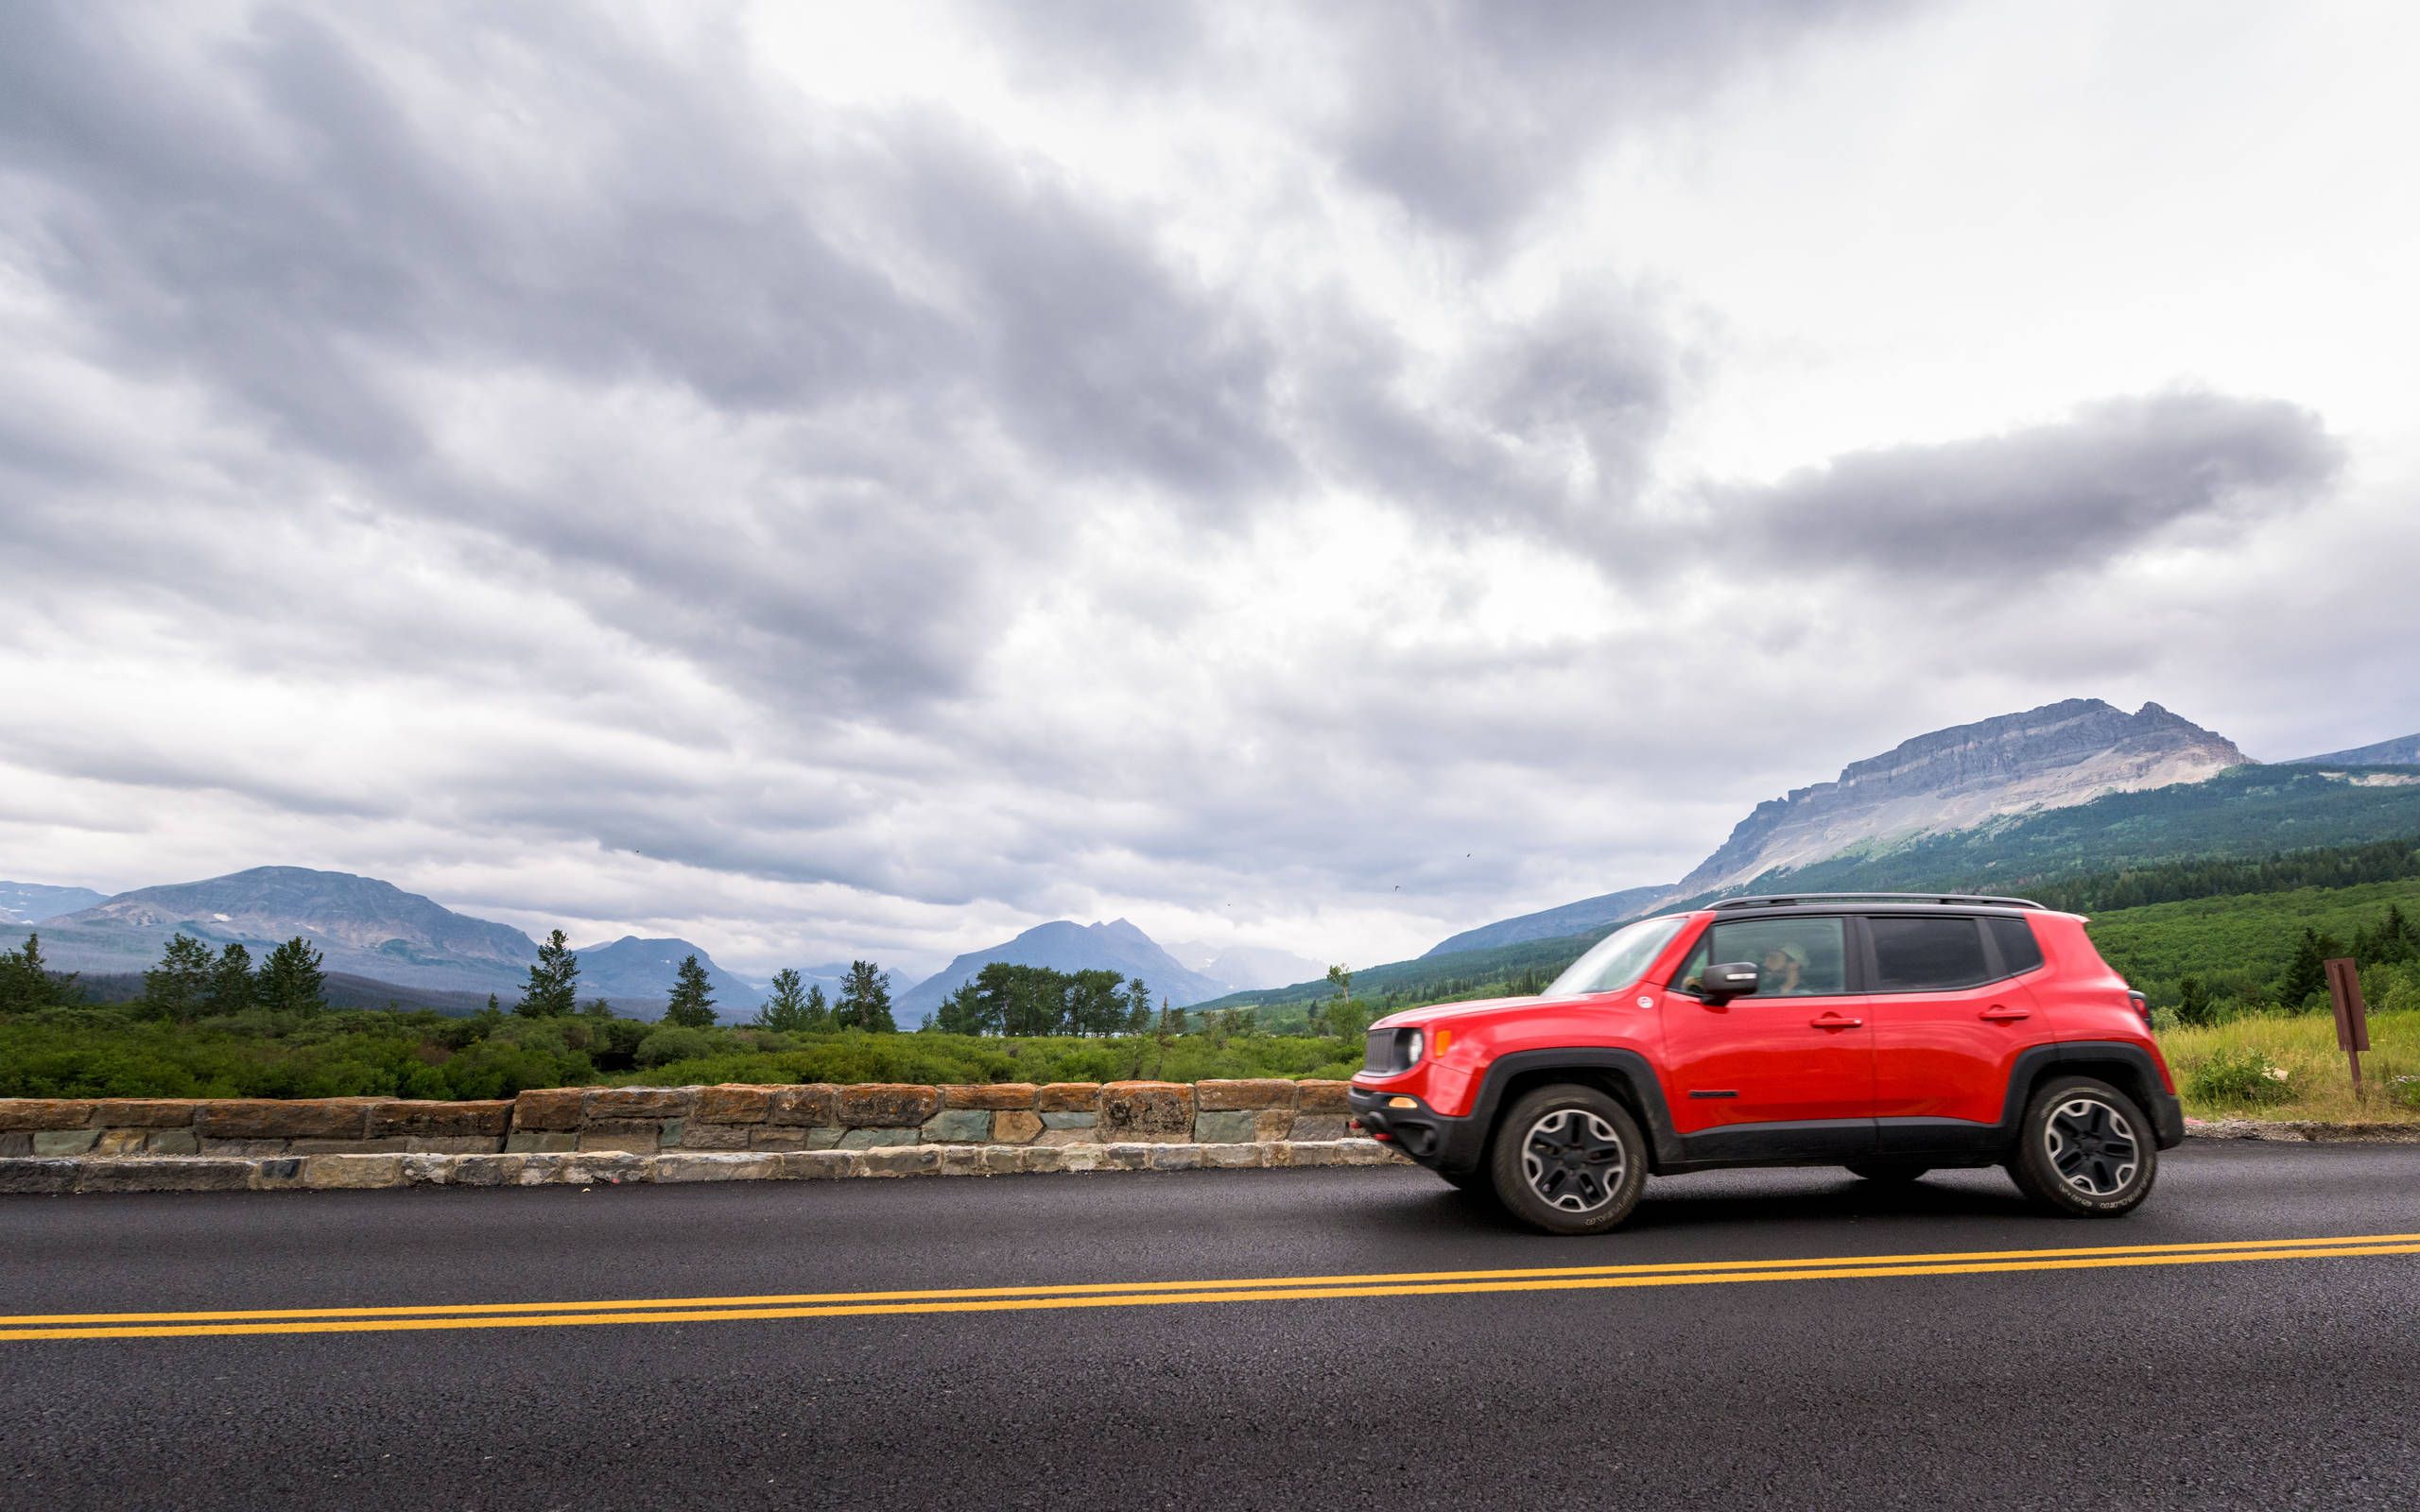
<box><xmin>836</xmin><ymin>959</ymin><xmax>896</xmax><ymax>1032</ymax></box>
<box><xmin>2356</xmin><ymin>903</ymin><xmax>2416</xmax><ymax>965</ymax></box>
<box><xmin>661</xmin><ymin>954</ymin><xmax>718</xmax><ymax>1028</ymax></box>
<box><xmin>2176</xmin><ymin>975</ymin><xmax>2214</xmax><ymax>1027</ymax></box>
<box><xmin>755</xmin><ymin>968</ymin><xmax>812</xmax><ymax>1031</ymax></box>
<box><xmin>515</xmin><ymin>929</ymin><xmax>580</xmax><ymax>1017</ymax></box>
<box><xmin>0</xmin><ymin>932</ymin><xmax>78</xmax><ymax>1011</ymax></box>
<box><xmin>206</xmin><ymin>942</ymin><xmax>256</xmax><ymax>1015</ymax></box>
<box><xmin>802</xmin><ymin>983</ymin><xmax>833</xmax><ymax>1031</ymax></box>
<box><xmin>1068</xmin><ymin>969</ymin><xmax>1126</xmax><ymax>1036</ymax></box>
<box><xmin>142</xmin><ymin>933</ymin><xmax>216</xmax><ymax>1021</ymax></box>
<box><xmin>2277</xmin><ymin>927</ymin><xmax>2331</xmax><ymax>1012</ymax></box>
<box><xmin>935</xmin><ymin>980</ymin><xmax>988</xmax><ymax>1036</ymax></box>
<box><xmin>257</xmin><ymin>936</ymin><xmax>329</xmax><ymax>1016</ymax></box>
<box><xmin>1124</xmin><ymin>978</ymin><xmax>1152</xmax><ymax>1035</ymax></box>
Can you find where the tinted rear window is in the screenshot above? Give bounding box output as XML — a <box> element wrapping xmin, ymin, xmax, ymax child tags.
<box><xmin>1985</xmin><ymin>915</ymin><xmax>2044</xmax><ymax>974</ymax></box>
<box><xmin>1869</xmin><ymin>916</ymin><xmax>1990</xmax><ymax>991</ymax></box>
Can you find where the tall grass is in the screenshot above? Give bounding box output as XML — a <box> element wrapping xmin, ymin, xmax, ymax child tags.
<box><xmin>2156</xmin><ymin>1009</ymin><xmax>2420</xmax><ymax>1122</ymax></box>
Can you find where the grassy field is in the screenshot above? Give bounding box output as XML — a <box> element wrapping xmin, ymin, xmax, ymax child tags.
<box><xmin>2155</xmin><ymin>1009</ymin><xmax>2420</xmax><ymax>1123</ymax></box>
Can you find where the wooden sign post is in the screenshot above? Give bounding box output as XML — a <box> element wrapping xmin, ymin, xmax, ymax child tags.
<box><xmin>2323</xmin><ymin>957</ymin><xmax>2370</xmax><ymax>1097</ymax></box>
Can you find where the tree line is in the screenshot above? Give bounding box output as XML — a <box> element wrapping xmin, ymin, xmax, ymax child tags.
<box><xmin>0</xmin><ymin>926</ymin><xmax>907</xmax><ymax>1034</ymax></box>
<box><xmin>0</xmin><ymin>931</ymin><xmax>336</xmax><ymax>1020</ymax></box>
<box><xmin>508</xmin><ymin>931</ymin><xmax>901</xmax><ymax>1031</ymax></box>
<box><xmin>2249</xmin><ymin>902</ymin><xmax>2420</xmax><ymax>1022</ymax></box>
<box><xmin>2031</xmin><ymin>836</ymin><xmax>2420</xmax><ymax>915</ymax></box>
<box><xmin>932</xmin><ymin>963</ymin><xmax>1164</xmax><ymax>1038</ymax></box>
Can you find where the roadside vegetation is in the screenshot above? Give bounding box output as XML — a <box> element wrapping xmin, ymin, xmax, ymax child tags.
<box><xmin>2158</xmin><ymin>1010</ymin><xmax>2420</xmax><ymax>1123</ymax></box>
<box><xmin>6</xmin><ymin>837</ymin><xmax>2420</xmax><ymax>1111</ymax></box>
<box><xmin>0</xmin><ymin>931</ymin><xmax>1367</xmax><ymax>1098</ymax></box>
<box><xmin>0</xmin><ymin>1005</ymin><xmax>1365</xmax><ymax>1101</ymax></box>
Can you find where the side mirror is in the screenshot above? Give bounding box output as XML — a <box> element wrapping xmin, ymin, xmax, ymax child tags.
<box><xmin>1693</xmin><ymin>961</ymin><xmax>1762</xmax><ymax>1005</ymax></box>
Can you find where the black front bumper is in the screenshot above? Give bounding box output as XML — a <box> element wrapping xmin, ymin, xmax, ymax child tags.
<box><xmin>2148</xmin><ymin>1087</ymin><xmax>2186</xmax><ymax>1150</ymax></box>
<box><xmin>1347</xmin><ymin>1088</ymin><xmax>1488</xmax><ymax>1175</ymax></box>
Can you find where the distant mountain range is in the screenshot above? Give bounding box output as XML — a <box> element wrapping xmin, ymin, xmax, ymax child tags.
<box><xmin>2289</xmin><ymin>732</ymin><xmax>2420</xmax><ymax>767</ymax></box>
<box><xmin>1424</xmin><ymin>884</ymin><xmax>1674</xmax><ymax>958</ymax></box>
<box><xmin>1666</xmin><ymin>699</ymin><xmax>2246</xmax><ymax>902</ymax></box>
<box><xmin>0</xmin><ymin>882</ymin><xmax>108</xmax><ymax>928</ymax></box>
<box><xmin>1163</xmin><ymin>938</ymin><xmax>1329</xmax><ymax>993</ymax></box>
<box><xmin>562</xmin><ymin>936</ymin><xmax>766</xmax><ymax>1013</ymax></box>
<box><xmin>1202</xmin><ymin>697</ymin><xmax>2420</xmax><ymax>1013</ymax></box>
<box><xmin>17</xmin><ymin>867</ymin><xmax>760</xmax><ymax>1020</ymax></box>
<box><xmin>896</xmin><ymin>919</ymin><xmax>1233</xmax><ymax>1022</ymax></box>
<box><xmin>19</xmin><ymin>699</ymin><xmax>2417</xmax><ymax>1028</ymax></box>
<box><xmin>1426</xmin><ymin>698</ymin><xmax>2245</xmax><ymax>959</ymax></box>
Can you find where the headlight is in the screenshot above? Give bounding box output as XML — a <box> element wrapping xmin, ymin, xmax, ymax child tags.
<box><xmin>1404</xmin><ymin>1029</ymin><xmax>1424</xmax><ymax>1064</ymax></box>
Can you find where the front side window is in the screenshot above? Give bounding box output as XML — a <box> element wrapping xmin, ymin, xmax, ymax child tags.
<box><xmin>1544</xmin><ymin>915</ymin><xmax>1688</xmax><ymax>998</ymax></box>
<box><xmin>1704</xmin><ymin>916</ymin><xmax>1848</xmax><ymax>997</ymax></box>
<box><xmin>1870</xmin><ymin>916</ymin><xmax>1991</xmax><ymax>991</ymax></box>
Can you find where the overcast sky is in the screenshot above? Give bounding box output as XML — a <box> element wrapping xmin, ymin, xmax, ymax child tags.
<box><xmin>3</xmin><ymin>0</ymin><xmax>2414</xmax><ymax>980</ymax></box>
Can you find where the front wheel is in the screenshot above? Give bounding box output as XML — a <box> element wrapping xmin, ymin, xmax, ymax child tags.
<box><xmin>2007</xmin><ymin>1075</ymin><xmax>2157</xmax><ymax>1217</ymax></box>
<box><xmin>1488</xmin><ymin>1084</ymin><xmax>1649</xmax><ymax>1235</ymax></box>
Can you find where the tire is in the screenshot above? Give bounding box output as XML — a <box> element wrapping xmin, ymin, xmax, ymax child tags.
<box><xmin>1845</xmin><ymin>1161</ymin><xmax>1931</xmax><ymax>1183</ymax></box>
<box><xmin>1487</xmin><ymin>1084</ymin><xmax>1649</xmax><ymax>1236</ymax></box>
<box><xmin>2006</xmin><ymin>1074</ymin><xmax>2157</xmax><ymax>1217</ymax></box>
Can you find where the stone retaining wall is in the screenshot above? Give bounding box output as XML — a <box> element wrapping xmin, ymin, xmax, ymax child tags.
<box><xmin>0</xmin><ymin>1138</ymin><xmax>1407</xmax><ymax>1194</ymax></box>
<box><xmin>0</xmin><ymin>1079</ymin><xmax>1357</xmax><ymax>1160</ymax></box>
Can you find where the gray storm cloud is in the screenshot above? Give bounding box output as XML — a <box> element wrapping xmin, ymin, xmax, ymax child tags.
<box><xmin>0</xmin><ymin>0</ymin><xmax>2401</xmax><ymax>974</ymax></box>
<box><xmin>1713</xmin><ymin>392</ymin><xmax>2343</xmax><ymax>576</ymax></box>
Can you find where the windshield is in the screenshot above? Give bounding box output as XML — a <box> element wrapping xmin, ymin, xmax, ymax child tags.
<box><xmin>1543</xmin><ymin>915</ymin><xmax>1688</xmax><ymax>999</ymax></box>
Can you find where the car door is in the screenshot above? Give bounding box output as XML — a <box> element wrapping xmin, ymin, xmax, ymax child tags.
<box><xmin>1860</xmin><ymin>912</ymin><xmax>2043</xmax><ymax>1156</ymax></box>
<box><xmin>1659</xmin><ymin>913</ymin><xmax>1877</xmax><ymax>1161</ymax></box>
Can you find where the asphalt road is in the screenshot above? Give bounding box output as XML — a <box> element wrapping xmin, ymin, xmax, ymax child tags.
<box><xmin>4</xmin><ymin>1142</ymin><xmax>2417</xmax><ymax>1511</ymax></box>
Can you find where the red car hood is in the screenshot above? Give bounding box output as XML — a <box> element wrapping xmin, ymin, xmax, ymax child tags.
<box><xmin>1370</xmin><ymin>995</ymin><xmax>1539</xmax><ymax>1030</ymax></box>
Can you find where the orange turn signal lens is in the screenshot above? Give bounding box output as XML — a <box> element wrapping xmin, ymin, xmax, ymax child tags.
<box><xmin>1433</xmin><ymin>1028</ymin><xmax>1451</xmax><ymax>1055</ymax></box>
<box><xmin>1387</xmin><ymin>1095</ymin><xmax>1417</xmax><ymax>1108</ymax></box>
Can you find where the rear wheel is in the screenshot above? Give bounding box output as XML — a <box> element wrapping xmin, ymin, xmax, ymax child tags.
<box><xmin>1845</xmin><ymin>1161</ymin><xmax>1931</xmax><ymax>1183</ymax></box>
<box><xmin>1488</xmin><ymin>1084</ymin><xmax>1648</xmax><ymax>1236</ymax></box>
<box><xmin>2007</xmin><ymin>1074</ymin><xmax>2156</xmax><ymax>1217</ymax></box>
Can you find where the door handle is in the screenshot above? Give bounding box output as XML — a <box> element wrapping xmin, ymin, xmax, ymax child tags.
<box><xmin>1979</xmin><ymin>1005</ymin><xmax>2031</xmax><ymax>1022</ymax></box>
<box><xmin>1809</xmin><ymin>1012</ymin><xmax>1863</xmax><ymax>1029</ymax></box>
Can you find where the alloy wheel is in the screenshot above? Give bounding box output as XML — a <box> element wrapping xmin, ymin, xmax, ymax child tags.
<box><xmin>1519</xmin><ymin>1108</ymin><xmax>1628</xmax><ymax>1213</ymax></box>
<box><xmin>2044</xmin><ymin>1096</ymin><xmax>2140</xmax><ymax>1197</ymax></box>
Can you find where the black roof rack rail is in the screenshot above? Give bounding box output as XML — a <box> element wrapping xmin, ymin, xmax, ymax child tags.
<box><xmin>1707</xmin><ymin>891</ymin><xmax>2045</xmax><ymax>912</ymax></box>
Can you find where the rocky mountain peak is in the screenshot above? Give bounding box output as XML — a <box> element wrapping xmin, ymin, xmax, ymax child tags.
<box><xmin>1670</xmin><ymin>698</ymin><xmax>2246</xmax><ymax>899</ymax></box>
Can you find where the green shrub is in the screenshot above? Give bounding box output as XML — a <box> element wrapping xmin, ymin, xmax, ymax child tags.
<box><xmin>2184</xmin><ymin>1047</ymin><xmax>2295</xmax><ymax>1107</ymax></box>
<box><xmin>634</xmin><ymin>1025</ymin><xmax>717</xmax><ymax>1068</ymax></box>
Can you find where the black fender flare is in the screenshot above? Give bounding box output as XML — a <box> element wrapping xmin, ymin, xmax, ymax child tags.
<box><xmin>1461</xmin><ymin>1048</ymin><xmax>1686</xmax><ymax>1170</ymax></box>
<box><xmin>2000</xmin><ymin>1040</ymin><xmax>2185</xmax><ymax>1149</ymax></box>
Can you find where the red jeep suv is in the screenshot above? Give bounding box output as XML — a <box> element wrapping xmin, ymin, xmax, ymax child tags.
<box><xmin>1348</xmin><ymin>894</ymin><xmax>2184</xmax><ymax>1235</ymax></box>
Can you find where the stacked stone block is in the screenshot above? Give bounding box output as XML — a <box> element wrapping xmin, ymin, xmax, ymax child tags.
<box><xmin>0</xmin><ymin>1079</ymin><xmax>1403</xmax><ymax>1193</ymax></box>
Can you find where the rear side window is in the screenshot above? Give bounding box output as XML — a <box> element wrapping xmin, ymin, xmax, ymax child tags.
<box><xmin>1869</xmin><ymin>916</ymin><xmax>1990</xmax><ymax>991</ymax></box>
<box><xmin>1985</xmin><ymin>915</ymin><xmax>2045</xmax><ymax>974</ymax></box>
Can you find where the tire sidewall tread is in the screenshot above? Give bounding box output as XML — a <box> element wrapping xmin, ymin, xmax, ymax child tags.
<box><xmin>2009</xmin><ymin>1074</ymin><xmax>2157</xmax><ymax>1217</ymax></box>
<box><xmin>1487</xmin><ymin>1084</ymin><xmax>1649</xmax><ymax>1236</ymax></box>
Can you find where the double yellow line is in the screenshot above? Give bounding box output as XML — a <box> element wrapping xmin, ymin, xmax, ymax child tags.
<box><xmin>7</xmin><ymin>1232</ymin><xmax>2414</xmax><ymax>1343</ymax></box>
